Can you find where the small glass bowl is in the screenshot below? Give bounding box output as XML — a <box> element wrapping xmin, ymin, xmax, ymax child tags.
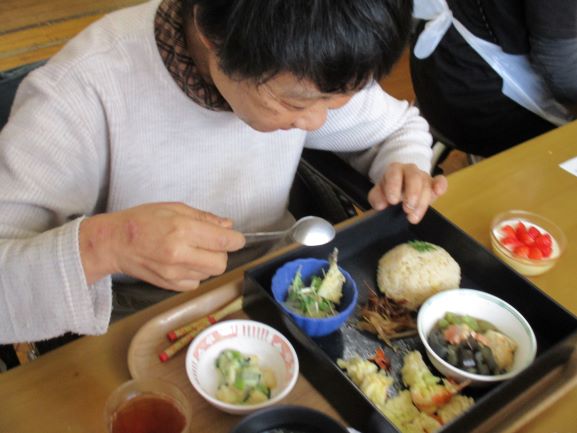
<box><xmin>104</xmin><ymin>379</ymin><xmax>192</xmax><ymax>433</ymax></box>
<box><xmin>490</xmin><ymin>210</ymin><xmax>566</xmax><ymax>276</ymax></box>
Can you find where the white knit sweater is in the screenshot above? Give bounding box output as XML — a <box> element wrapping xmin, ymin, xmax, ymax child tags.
<box><xmin>0</xmin><ymin>0</ymin><xmax>432</xmax><ymax>343</ymax></box>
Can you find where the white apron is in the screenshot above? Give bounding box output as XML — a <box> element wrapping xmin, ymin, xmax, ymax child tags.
<box><xmin>413</xmin><ymin>0</ymin><xmax>573</xmax><ymax>126</ymax></box>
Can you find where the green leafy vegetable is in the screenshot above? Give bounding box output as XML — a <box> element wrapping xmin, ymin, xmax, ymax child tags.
<box><xmin>408</xmin><ymin>240</ymin><xmax>437</xmax><ymax>253</ymax></box>
<box><xmin>285</xmin><ymin>248</ymin><xmax>345</xmax><ymax>318</ymax></box>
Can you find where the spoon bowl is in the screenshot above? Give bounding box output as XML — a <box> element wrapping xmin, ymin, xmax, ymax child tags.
<box><xmin>243</xmin><ymin>216</ymin><xmax>335</xmax><ymax>247</ymax></box>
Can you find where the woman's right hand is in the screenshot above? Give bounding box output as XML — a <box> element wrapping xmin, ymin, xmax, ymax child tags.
<box><xmin>79</xmin><ymin>202</ymin><xmax>246</xmax><ymax>291</ymax></box>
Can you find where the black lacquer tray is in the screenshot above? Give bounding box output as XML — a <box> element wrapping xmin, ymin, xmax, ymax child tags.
<box><xmin>242</xmin><ymin>206</ymin><xmax>577</xmax><ymax>433</ymax></box>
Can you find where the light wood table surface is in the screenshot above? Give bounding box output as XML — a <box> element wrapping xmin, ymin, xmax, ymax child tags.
<box><xmin>1</xmin><ymin>123</ymin><xmax>576</xmax><ymax>432</ymax></box>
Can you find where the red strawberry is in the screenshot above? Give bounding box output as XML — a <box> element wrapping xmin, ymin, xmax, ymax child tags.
<box><xmin>527</xmin><ymin>226</ymin><xmax>541</xmax><ymax>239</ymax></box>
<box><xmin>519</xmin><ymin>233</ymin><xmax>535</xmax><ymax>246</ymax></box>
<box><xmin>535</xmin><ymin>234</ymin><xmax>552</xmax><ymax>249</ymax></box>
<box><xmin>528</xmin><ymin>247</ymin><xmax>543</xmax><ymax>260</ymax></box>
<box><xmin>500</xmin><ymin>236</ymin><xmax>522</xmax><ymax>250</ymax></box>
<box><xmin>513</xmin><ymin>245</ymin><xmax>530</xmax><ymax>258</ymax></box>
<box><xmin>515</xmin><ymin>222</ymin><xmax>527</xmax><ymax>238</ymax></box>
<box><xmin>501</xmin><ymin>225</ymin><xmax>516</xmax><ymax>238</ymax></box>
<box><xmin>540</xmin><ymin>245</ymin><xmax>553</xmax><ymax>258</ymax></box>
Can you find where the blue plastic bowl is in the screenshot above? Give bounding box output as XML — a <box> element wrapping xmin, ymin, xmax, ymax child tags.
<box><xmin>271</xmin><ymin>258</ymin><xmax>358</xmax><ymax>337</ymax></box>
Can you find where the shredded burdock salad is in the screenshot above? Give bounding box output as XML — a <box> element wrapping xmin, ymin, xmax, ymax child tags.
<box><xmin>357</xmin><ymin>285</ymin><xmax>417</xmax><ymax>348</ymax></box>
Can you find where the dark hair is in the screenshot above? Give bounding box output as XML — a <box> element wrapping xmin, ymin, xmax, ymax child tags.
<box><xmin>182</xmin><ymin>0</ymin><xmax>412</xmax><ymax>93</ymax></box>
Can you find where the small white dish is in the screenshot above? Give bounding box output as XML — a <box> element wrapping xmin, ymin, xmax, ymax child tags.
<box><xmin>185</xmin><ymin>319</ymin><xmax>299</xmax><ymax>415</ymax></box>
<box><xmin>417</xmin><ymin>289</ymin><xmax>537</xmax><ymax>386</ymax></box>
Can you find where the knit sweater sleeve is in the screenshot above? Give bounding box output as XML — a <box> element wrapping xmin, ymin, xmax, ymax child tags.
<box><xmin>0</xmin><ymin>65</ymin><xmax>112</xmax><ymax>343</ymax></box>
<box><xmin>305</xmin><ymin>82</ymin><xmax>433</xmax><ymax>184</ymax></box>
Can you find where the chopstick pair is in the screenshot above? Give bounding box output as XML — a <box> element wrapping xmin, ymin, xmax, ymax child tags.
<box><xmin>158</xmin><ymin>297</ymin><xmax>243</xmax><ymax>363</ymax></box>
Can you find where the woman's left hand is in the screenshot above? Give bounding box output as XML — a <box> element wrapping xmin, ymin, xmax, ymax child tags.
<box><xmin>368</xmin><ymin>163</ymin><xmax>448</xmax><ymax>224</ymax></box>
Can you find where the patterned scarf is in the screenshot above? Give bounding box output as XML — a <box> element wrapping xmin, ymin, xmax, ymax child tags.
<box><xmin>154</xmin><ymin>0</ymin><xmax>231</xmax><ymax>111</ymax></box>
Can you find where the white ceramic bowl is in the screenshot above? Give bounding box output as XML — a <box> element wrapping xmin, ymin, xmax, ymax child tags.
<box><xmin>185</xmin><ymin>319</ymin><xmax>299</xmax><ymax>415</ymax></box>
<box><xmin>417</xmin><ymin>289</ymin><xmax>537</xmax><ymax>386</ymax></box>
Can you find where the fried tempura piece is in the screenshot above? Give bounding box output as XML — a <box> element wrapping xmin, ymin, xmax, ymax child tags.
<box><xmin>437</xmin><ymin>394</ymin><xmax>475</xmax><ymax>424</ymax></box>
<box><xmin>381</xmin><ymin>391</ymin><xmax>442</xmax><ymax>433</ymax></box>
<box><xmin>337</xmin><ymin>357</ymin><xmax>378</xmax><ymax>386</ymax></box>
<box><xmin>317</xmin><ymin>248</ymin><xmax>345</xmax><ymax>304</ymax></box>
<box><xmin>401</xmin><ymin>351</ymin><xmax>466</xmax><ymax>414</ymax></box>
<box><xmin>337</xmin><ymin>356</ymin><xmax>393</xmax><ymax>407</ymax></box>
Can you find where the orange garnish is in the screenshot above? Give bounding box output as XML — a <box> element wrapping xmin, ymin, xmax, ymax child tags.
<box><xmin>370</xmin><ymin>347</ymin><xmax>391</xmax><ymax>371</ymax></box>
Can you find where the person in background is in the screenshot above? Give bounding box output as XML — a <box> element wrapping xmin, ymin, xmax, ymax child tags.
<box><xmin>411</xmin><ymin>0</ymin><xmax>577</xmax><ymax>158</ymax></box>
<box><xmin>0</xmin><ymin>0</ymin><xmax>446</xmax><ymax>344</ymax></box>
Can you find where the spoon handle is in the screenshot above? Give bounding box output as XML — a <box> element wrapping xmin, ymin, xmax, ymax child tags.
<box><xmin>243</xmin><ymin>230</ymin><xmax>287</xmax><ymax>245</ymax></box>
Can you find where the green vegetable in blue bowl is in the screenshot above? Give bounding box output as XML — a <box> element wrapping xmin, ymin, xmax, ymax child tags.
<box><xmin>271</xmin><ymin>249</ymin><xmax>358</xmax><ymax>337</ymax></box>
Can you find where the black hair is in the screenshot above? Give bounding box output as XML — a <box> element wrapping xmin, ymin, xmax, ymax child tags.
<box><xmin>182</xmin><ymin>0</ymin><xmax>412</xmax><ymax>93</ymax></box>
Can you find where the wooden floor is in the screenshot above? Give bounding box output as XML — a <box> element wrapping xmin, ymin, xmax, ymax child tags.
<box><xmin>0</xmin><ymin>0</ymin><xmax>144</xmax><ymax>70</ymax></box>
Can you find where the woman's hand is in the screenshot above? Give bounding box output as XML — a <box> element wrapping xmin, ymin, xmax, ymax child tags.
<box><xmin>79</xmin><ymin>202</ymin><xmax>246</xmax><ymax>291</ymax></box>
<box><xmin>368</xmin><ymin>163</ymin><xmax>448</xmax><ymax>224</ymax></box>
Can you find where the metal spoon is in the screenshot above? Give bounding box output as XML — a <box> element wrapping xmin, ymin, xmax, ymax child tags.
<box><xmin>243</xmin><ymin>216</ymin><xmax>336</xmax><ymax>247</ymax></box>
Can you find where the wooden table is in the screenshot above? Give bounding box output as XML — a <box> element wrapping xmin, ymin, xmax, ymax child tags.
<box><xmin>435</xmin><ymin>122</ymin><xmax>577</xmax><ymax>317</ymax></box>
<box><xmin>433</xmin><ymin>120</ymin><xmax>577</xmax><ymax>432</ymax></box>
<box><xmin>1</xmin><ymin>123</ymin><xmax>576</xmax><ymax>432</ymax></box>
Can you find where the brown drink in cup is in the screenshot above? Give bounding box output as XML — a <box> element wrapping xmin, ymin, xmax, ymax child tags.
<box><xmin>105</xmin><ymin>379</ymin><xmax>191</xmax><ymax>433</ymax></box>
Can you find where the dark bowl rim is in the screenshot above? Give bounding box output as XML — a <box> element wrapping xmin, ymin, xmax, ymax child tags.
<box><xmin>228</xmin><ymin>404</ymin><xmax>349</xmax><ymax>433</ymax></box>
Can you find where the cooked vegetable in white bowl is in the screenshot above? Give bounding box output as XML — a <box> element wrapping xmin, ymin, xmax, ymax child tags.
<box><xmin>185</xmin><ymin>320</ymin><xmax>299</xmax><ymax>415</ymax></box>
<box><xmin>417</xmin><ymin>289</ymin><xmax>537</xmax><ymax>386</ymax></box>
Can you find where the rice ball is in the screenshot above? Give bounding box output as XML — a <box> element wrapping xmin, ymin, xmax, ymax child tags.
<box><xmin>377</xmin><ymin>241</ymin><xmax>461</xmax><ymax>310</ymax></box>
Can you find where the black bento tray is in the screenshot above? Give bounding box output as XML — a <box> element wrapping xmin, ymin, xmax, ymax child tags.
<box><xmin>242</xmin><ymin>206</ymin><xmax>577</xmax><ymax>433</ymax></box>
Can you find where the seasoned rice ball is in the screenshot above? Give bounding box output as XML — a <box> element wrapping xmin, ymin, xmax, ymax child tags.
<box><xmin>377</xmin><ymin>241</ymin><xmax>460</xmax><ymax>310</ymax></box>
